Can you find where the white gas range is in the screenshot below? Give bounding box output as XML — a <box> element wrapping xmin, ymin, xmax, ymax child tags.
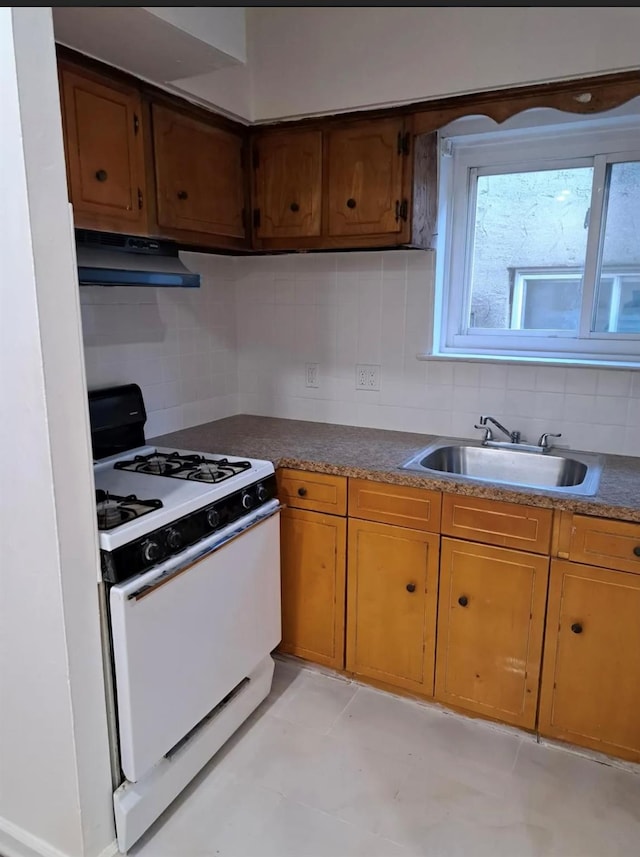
<box><xmin>90</xmin><ymin>385</ymin><xmax>281</xmax><ymax>853</ymax></box>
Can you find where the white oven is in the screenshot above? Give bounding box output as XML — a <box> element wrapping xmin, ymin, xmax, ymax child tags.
<box><xmin>89</xmin><ymin>384</ymin><xmax>282</xmax><ymax>852</ymax></box>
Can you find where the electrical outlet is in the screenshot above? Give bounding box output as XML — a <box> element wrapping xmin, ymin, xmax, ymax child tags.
<box><xmin>356</xmin><ymin>364</ymin><xmax>380</xmax><ymax>391</ymax></box>
<box><xmin>305</xmin><ymin>363</ymin><xmax>319</xmax><ymax>388</ymax></box>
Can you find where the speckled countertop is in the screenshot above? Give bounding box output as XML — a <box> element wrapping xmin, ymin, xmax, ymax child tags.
<box><xmin>151</xmin><ymin>415</ymin><xmax>640</xmax><ymax>523</ymax></box>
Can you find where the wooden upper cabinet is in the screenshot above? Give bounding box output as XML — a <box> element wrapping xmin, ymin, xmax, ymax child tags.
<box><xmin>539</xmin><ymin>560</ymin><xmax>640</xmax><ymax>763</ymax></box>
<box><xmin>326</xmin><ymin>117</ymin><xmax>409</xmax><ymax>239</ymax></box>
<box><xmin>254</xmin><ymin>130</ymin><xmax>322</xmax><ymax>239</ymax></box>
<box><xmin>152</xmin><ymin>104</ymin><xmax>246</xmax><ymax>243</ymax></box>
<box><xmin>59</xmin><ymin>64</ymin><xmax>147</xmax><ymax>233</ymax></box>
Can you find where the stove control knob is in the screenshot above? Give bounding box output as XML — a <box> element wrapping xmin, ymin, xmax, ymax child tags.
<box><xmin>142</xmin><ymin>540</ymin><xmax>162</xmax><ymax>564</ymax></box>
<box><xmin>165</xmin><ymin>529</ymin><xmax>182</xmax><ymax>551</ymax></box>
<box><xmin>206</xmin><ymin>508</ymin><xmax>220</xmax><ymax>529</ymax></box>
<box><xmin>256</xmin><ymin>484</ymin><xmax>269</xmax><ymax>503</ymax></box>
<box><xmin>241</xmin><ymin>491</ymin><xmax>254</xmax><ymax>510</ymax></box>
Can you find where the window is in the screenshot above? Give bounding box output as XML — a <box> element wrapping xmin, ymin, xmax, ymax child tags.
<box><xmin>434</xmin><ymin>106</ymin><xmax>640</xmax><ymax>364</ymax></box>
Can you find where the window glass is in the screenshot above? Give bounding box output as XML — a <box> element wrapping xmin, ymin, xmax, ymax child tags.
<box><xmin>593</xmin><ymin>161</ymin><xmax>640</xmax><ymax>333</ymax></box>
<box><xmin>468</xmin><ymin>167</ymin><xmax>593</xmax><ymax>331</ymax></box>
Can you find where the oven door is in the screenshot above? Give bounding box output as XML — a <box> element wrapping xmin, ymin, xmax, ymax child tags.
<box><xmin>109</xmin><ymin>501</ymin><xmax>281</xmax><ymax>783</ymax></box>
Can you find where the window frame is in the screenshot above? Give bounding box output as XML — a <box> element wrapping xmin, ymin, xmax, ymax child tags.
<box><xmin>434</xmin><ymin>113</ymin><xmax>640</xmax><ymax>365</ymax></box>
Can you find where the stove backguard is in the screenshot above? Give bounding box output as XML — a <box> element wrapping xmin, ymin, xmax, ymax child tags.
<box><xmin>89</xmin><ymin>383</ymin><xmax>147</xmax><ymax>461</ymax></box>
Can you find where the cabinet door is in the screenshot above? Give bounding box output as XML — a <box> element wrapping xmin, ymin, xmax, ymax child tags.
<box><xmin>152</xmin><ymin>105</ymin><xmax>245</xmax><ymax>240</ymax></box>
<box><xmin>279</xmin><ymin>508</ymin><xmax>346</xmax><ymax>670</ymax></box>
<box><xmin>347</xmin><ymin>519</ymin><xmax>439</xmax><ymax>696</ymax></box>
<box><xmin>539</xmin><ymin>560</ymin><xmax>640</xmax><ymax>763</ymax></box>
<box><xmin>436</xmin><ymin>538</ymin><xmax>549</xmax><ymax>729</ymax></box>
<box><xmin>327</xmin><ymin>118</ymin><xmax>407</xmax><ymax>238</ymax></box>
<box><xmin>254</xmin><ymin>131</ymin><xmax>322</xmax><ymax>239</ymax></box>
<box><xmin>60</xmin><ymin>66</ymin><xmax>147</xmax><ymax>232</ymax></box>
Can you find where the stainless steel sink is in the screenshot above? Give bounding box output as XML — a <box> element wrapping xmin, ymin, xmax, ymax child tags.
<box><xmin>401</xmin><ymin>439</ymin><xmax>603</xmax><ymax>495</ymax></box>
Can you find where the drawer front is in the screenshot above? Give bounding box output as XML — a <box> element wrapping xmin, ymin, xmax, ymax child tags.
<box><xmin>441</xmin><ymin>494</ymin><xmax>552</xmax><ymax>554</ymax></box>
<box><xmin>348</xmin><ymin>479</ymin><xmax>441</xmax><ymax>532</ymax></box>
<box><xmin>277</xmin><ymin>469</ymin><xmax>347</xmax><ymax>516</ymax></box>
<box><xmin>569</xmin><ymin>515</ymin><xmax>640</xmax><ymax>574</ymax></box>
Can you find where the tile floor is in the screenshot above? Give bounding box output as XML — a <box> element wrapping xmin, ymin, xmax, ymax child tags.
<box><xmin>131</xmin><ymin>658</ymin><xmax>640</xmax><ymax>857</ymax></box>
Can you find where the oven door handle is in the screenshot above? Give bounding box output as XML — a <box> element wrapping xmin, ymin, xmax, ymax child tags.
<box><xmin>129</xmin><ymin>500</ymin><xmax>281</xmax><ymax>601</ymax></box>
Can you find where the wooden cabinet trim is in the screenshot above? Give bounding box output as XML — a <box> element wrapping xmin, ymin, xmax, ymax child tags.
<box><xmin>441</xmin><ymin>494</ymin><xmax>552</xmax><ymax>554</ymax></box>
<box><xmin>348</xmin><ymin>478</ymin><xmax>441</xmax><ymax>532</ymax></box>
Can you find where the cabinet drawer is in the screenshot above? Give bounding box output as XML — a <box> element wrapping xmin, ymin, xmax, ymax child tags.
<box><xmin>441</xmin><ymin>494</ymin><xmax>552</xmax><ymax>554</ymax></box>
<box><xmin>569</xmin><ymin>515</ymin><xmax>640</xmax><ymax>574</ymax></box>
<box><xmin>277</xmin><ymin>469</ymin><xmax>347</xmax><ymax>516</ymax></box>
<box><xmin>348</xmin><ymin>479</ymin><xmax>441</xmax><ymax>532</ymax></box>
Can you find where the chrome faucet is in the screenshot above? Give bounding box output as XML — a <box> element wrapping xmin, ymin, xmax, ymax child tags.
<box><xmin>474</xmin><ymin>415</ymin><xmax>521</xmax><ymax>444</ymax></box>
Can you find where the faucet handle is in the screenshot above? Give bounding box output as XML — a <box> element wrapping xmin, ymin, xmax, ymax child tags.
<box><xmin>474</xmin><ymin>423</ymin><xmax>493</xmax><ymax>443</ymax></box>
<box><xmin>538</xmin><ymin>432</ymin><xmax>562</xmax><ymax>449</ymax></box>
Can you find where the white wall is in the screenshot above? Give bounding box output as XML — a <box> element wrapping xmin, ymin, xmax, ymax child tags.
<box><xmin>81</xmin><ymin>253</ymin><xmax>239</xmax><ymax>439</ymax></box>
<box><xmin>248</xmin><ymin>7</ymin><xmax>640</xmax><ymax>120</ymax></box>
<box><xmin>235</xmin><ymin>252</ymin><xmax>640</xmax><ymax>457</ymax></box>
<box><xmin>0</xmin><ymin>8</ymin><xmax>114</xmax><ymax>857</ymax></box>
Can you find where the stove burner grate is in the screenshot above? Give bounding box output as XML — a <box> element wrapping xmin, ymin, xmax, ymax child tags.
<box><xmin>114</xmin><ymin>451</ymin><xmax>252</xmax><ymax>483</ymax></box>
<box><xmin>96</xmin><ymin>490</ymin><xmax>163</xmax><ymax>531</ymax></box>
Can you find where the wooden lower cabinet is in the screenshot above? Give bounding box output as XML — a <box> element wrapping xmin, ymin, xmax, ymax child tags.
<box><xmin>435</xmin><ymin>538</ymin><xmax>549</xmax><ymax>729</ymax></box>
<box><xmin>539</xmin><ymin>560</ymin><xmax>640</xmax><ymax>763</ymax></box>
<box><xmin>279</xmin><ymin>508</ymin><xmax>346</xmax><ymax>670</ymax></box>
<box><xmin>346</xmin><ymin>519</ymin><xmax>439</xmax><ymax>696</ymax></box>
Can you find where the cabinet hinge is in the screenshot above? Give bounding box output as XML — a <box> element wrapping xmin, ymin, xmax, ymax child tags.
<box><xmin>253</xmin><ymin>208</ymin><xmax>261</xmax><ymax>229</ymax></box>
<box><xmin>137</xmin><ymin>188</ymin><xmax>143</xmax><ymax>210</ymax></box>
<box><xmin>252</xmin><ymin>149</ymin><xmax>259</xmax><ymax>170</ymax></box>
<box><xmin>133</xmin><ymin>113</ymin><xmax>140</xmax><ymax>135</ymax></box>
<box><xmin>397</xmin><ymin>131</ymin><xmax>403</xmax><ymax>156</ymax></box>
<box><xmin>401</xmin><ymin>131</ymin><xmax>411</xmax><ymax>156</ymax></box>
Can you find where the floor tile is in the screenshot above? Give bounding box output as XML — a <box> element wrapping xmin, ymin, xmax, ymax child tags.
<box><xmin>128</xmin><ymin>659</ymin><xmax>640</xmax><ymax>857</ymax></box>
<box><xmin>241</xmin><ymin>797</ymin><xmax>410</xmax><ymax>857</ymax></box>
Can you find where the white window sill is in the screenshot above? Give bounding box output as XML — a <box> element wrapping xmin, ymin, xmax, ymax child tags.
<box><xmin>417</xmin><ymin>352</ymin><xmax>640</xmax><ymax>370</ymax></box>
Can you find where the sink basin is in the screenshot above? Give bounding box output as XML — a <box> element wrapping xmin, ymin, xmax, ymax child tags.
<box><xmin>401</xmin><ymin>439</ymin><xmax>603</xmax><ymax>496</ymax></box>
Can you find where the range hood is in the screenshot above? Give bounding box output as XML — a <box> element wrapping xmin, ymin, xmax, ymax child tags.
<box><xmin>75</xmin><ymin>229</ymin><xmax>200</xmax><ymax>288</ymax></box>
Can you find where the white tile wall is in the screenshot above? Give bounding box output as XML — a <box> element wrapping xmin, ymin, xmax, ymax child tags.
<box><xmin>78</xmin><ymin>247</ymin><xmax>639</xmax><ymax>456</ymax></box>
<box><xmin>235</xmin><ymin>251</ymin><xmax>640</xmax><ymax>456</ymax></box>
<box><xmin>80</xmin><ymin>253</ymin><xmax>239</xmax><ymax>438</ymax></box>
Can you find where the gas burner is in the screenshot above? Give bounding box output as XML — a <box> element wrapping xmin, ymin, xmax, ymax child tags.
<box><xmin>114</xmin><ymin>451</ymin><xmax>253</xmax><ymax>484</ymax></box>
<box><xmin>115</xmin><ymin>453</ymin><xmax>183</xmax><ymax>476</ymax></box>
<box><xmin>96</xmin><ymin>490</ymin><xmax>163</xmax><ymax>531</ymax></box>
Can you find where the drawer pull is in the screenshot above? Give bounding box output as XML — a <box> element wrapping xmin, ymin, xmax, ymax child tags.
<box><xmin>406</xmin><ymin>583</ymin><xmax>416</xmax><ymax>593</ymax></box>
<box><xmin>95</xmin><ymin>169</ymin><xmax>108</xmax><ymax>182</ymax></box>
<box><xmin>297</xmin><ymin>487</ymin><xmax>307</xmax><ymax>497</ymax></box>
<box><xmin>458</xmin><ymin>595</ymin><xmax>468</xmax><ymax>607</ymax></box>
<box><xmin>571</xmin><ymin>622</ymin><xmax>583</xmax><ymax>634</ymax></box>
<box><xmin>634</xmin><ymin>546</ymin><xmax>640</xmax><ymax>558</ymax></box>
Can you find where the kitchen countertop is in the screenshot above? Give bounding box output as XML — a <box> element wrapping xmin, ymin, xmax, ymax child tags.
<box><xmin>151</xmin><ymin>415</ymin><xmax>640</xmax><ymax>523</ymax></box>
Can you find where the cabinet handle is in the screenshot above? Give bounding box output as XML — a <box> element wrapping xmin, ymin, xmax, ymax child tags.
<box><xmin>633</xmin><ymin>546</ymin><xmax>640</xmax><ymax>557</ymax></box>
<box><xmin>177</xmin><ymin>190</ymin><xmax>189</xmax><ymax>200</ymax></box>
<box><xmin>406</xmin><ymin>583</ymin><xmax>416</xmax><ymax>593</ymax></box>
<box><xmin>297</xmin><ymin>487</ymin><xmax>307</xmax><ymax>497</ymax></box>
<box><xmin>346</xmin><ymin>198</ymin><xmax>356</xmax><ymax>209</ymax></box>
<box><xmin>571</xmin><ymin>622</ymin><xmax>583</xmax><ymax>634</ymax></box>
<box><xmin>95</xmin><ymin>169</ymin><xmax>108</xmax><ymax>182</ymax></box>
<box><xmin>290</xmin><ymin>202</ymin><xmax>300</xmax><ymax>212</ymax></box>
<box><xmin>458</xmin><ymin>595</ymin><xmax>468</xmax><ymax>607</ymax></box>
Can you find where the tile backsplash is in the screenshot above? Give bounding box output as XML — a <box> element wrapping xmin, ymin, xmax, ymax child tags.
<box><xmin>80</xmin><ymin>252</ymin><xmax>238</xmax><ymax>439</ymax></box>
<box><xmin>234</xmin><ymin>251</ymin><xmax>640</xmax><ymax>457</ymax></box>
<box><xmin>78</xmin><ymin>247</ymin><xmax>639</xmax><ymax>456</ymax></box>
